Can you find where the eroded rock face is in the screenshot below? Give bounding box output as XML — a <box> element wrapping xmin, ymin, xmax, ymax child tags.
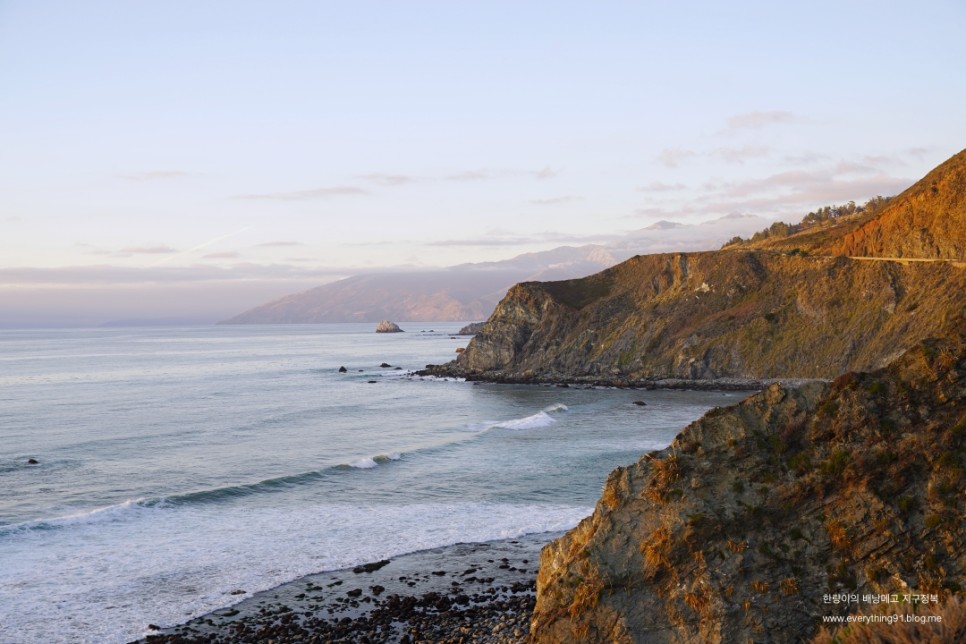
<box><xmin>530</xmin><ymin>334</ymin><xmax>965</xmax><ymax>643</ymax></box>
<box><xmin>436</xmin><ymin>252</ymin><xmax>964</xmax><ymax>382</ymax></box>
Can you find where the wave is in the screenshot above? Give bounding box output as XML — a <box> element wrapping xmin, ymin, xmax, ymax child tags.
<box><xmin>492</xmin><ymin>410</ymin><xmax>557</xmax><ymax>430</ymax></box>
<box><xmin>486</xmin><ymin>402</ymin><xmax>569</xmax><ymax>431</ymax></box>
<box><xmin>1</xmin><ymin>452</ymin><xmax>407</xmax><ymax>537</ymax></box>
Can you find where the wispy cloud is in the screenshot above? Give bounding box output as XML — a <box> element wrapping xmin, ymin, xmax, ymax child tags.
<box><xmin>532</xmin><ymin>166</ymin><xmax>560</xmax><ymax>179</ymax></box>
<box><xmin>119</xmin><ymin>246</ymin><xmax>178</xmax><ymax>255</ymax></box>
<box><xmin>357</xmin><ymin>173</ymin><xmax>420</xmax><ymax>186</ymax></box>
<box><xmin>784</xmin><ymin>151</ymin><xmax>828</xmax><ymax>165</ymax></box>
<box><xmin>121</xmin><ymin>171</ymin><xmax>191</xmax><ymax>181</ymax></box>
<box><xmin>445</xmin><ymin>167</ymin><xmax>561</xmax><ymax>182</ymax></box>
<box><xmin>530</xmin><ymin>196</ymin><xmax>581</xmax><ymax>206</ymax></box>
<box><xmin>423</xmin><ymin>230</ymin><xmax>609</xmax><ymax>248</ymax></box>
<box><xmin>639</xmin><ymin>182</ymin><xmax>686</xmax><ymax>193</ymax></box>
<box><xmin>725</xmin><ymin>110</ymin><xmax>796</xmax><ymax>130</ymax></box>
<box><xmin>446</xmin><ymin>170</ymin><xmax>493</xmax><ymax>182</ymax></box>
<box><xmin>234</xmin><ymin>186</ymin><xmax>368</xmax><ymax>201</ymax></box>
<box><xmin>255</xmin><ymin>241</ymin><xmax>305</xmax><ymax>248</ymax></box>
<box><xmin>715</xmin><ymin>145</ymin><xmax>771</xmax><ymax>164</ymax></box>
<box><xmin>203</xmin><ymin>251</ymin><xmax>241</xmax><ymax>259</ymax></box>
<box><xmin>0</xmin><ymin>263</ymin><xmax>351</xmax><ymax>287</ymax></box>
<box><xmin>657</xmin><ymin>148</ymin><xmax>697</xmax><ymax>168</ymax></box>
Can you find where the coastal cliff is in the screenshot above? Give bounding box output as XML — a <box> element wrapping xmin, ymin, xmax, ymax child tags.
<box><xmin>429</xmin><ymin>252</ymin><xmax>963</xmax><ymax>383</ymax></box>
<box><xmin>530</xmin><ymin>333</ymin><xmax>965</xmax><ymax>642</ymax></box>
<box><xmin>424</xmin><ymin>150</ymin><xmax>966</xmax><ymax>385</ymax></box>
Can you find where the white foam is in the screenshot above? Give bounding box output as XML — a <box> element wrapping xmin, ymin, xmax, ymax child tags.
<box><xmin>491</xmin><ymin>410</ymin><xmax>557</xmax><ymax>430</ymax></box>
<box><xmin>0</xmin><ymin>501</ymin><xmax>591</xmax><ymax>644</ymax></box>
<box><xmin>349</xmin><ymin>457</ymin><xmax>378</xmax><ymax>469</ymax></box>
<box><xmin>543</xmin><ymin>403</ymin><xmax>569</xmax><ymax>412</ymax></box>
<box><xmin>1</xmin><ymin>498</ymin><xmax>155</xmax><ymax>535</ymax></box>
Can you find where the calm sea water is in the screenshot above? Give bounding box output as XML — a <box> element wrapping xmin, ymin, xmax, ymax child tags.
<box><xmin>0</xmin><ymin>324</ymin><xmax>739</xmax><ymax>643</ymax></box>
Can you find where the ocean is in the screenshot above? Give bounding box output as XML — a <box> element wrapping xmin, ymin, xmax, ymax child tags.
<box><xmin>0</xmin><ymin>324</ymin><xmax>739</xmax><ymax>643</ymax></box>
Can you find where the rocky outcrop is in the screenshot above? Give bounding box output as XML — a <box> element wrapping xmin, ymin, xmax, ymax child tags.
<box><xmin>375</xmin><ymin>320</ymin><xmax>403</xmax><ymax>333</ymax></box>
<box><xmin>457</xmin><ymin>322</ymin><xmax>485</xmax><ymax>336</ymax></box>
<box><xmin>426</xmin><ymin>251</ymin><xmax>964</xmax><ymax>383</ymax></box>
<box><xmin>531</xmin><ymin>333</ymin><xmax>965</xmax><ymax>643</ymax></box>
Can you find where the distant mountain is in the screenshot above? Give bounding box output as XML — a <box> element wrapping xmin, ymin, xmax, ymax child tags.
<box><xmin>222</xmin><ymin>215</ymin><xmax>772</xmax><ymax>324</ymax></box>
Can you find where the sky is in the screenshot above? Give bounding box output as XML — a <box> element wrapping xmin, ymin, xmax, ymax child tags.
<box><xmin>2</xmin><ymin>1</ymin><xmax>965</xmax><ymax>326</ymax></box>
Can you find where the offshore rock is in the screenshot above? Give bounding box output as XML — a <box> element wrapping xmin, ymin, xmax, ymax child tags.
<box><xmin>530</xmin><ymin>332</ymin><xmax>965</xmax><ymax>643</ymax></box>
<box><xmin>375</xmin><ymin>320</ymin><xmax>404</xmax><ymax>333</ymax></box>
<box><xmin>457</xmin><ymin>322</ymin><xmax>486</xmax><ymax>336</ymax></box>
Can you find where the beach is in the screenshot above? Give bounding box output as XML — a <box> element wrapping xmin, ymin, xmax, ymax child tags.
<box><xmin>142</xmin><ymin>532</ymin><xmax>555</xmax><ymax>643</ymax></box>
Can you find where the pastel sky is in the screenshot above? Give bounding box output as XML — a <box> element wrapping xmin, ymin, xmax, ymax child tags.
<box><xmin>2</xmin><ymin>1</ymin><xmax>965</xmax><ymax>325</ymax></box>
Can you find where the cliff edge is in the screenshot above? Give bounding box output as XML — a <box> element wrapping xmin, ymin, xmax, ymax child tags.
<box><xmin>531</xmin><ymin>332</ymin><xmax>965</xmax><ymax>642</ymax></box>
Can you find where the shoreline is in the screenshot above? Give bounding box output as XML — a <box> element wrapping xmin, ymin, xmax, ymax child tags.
<box><xmin>416</xmin><ymin>364</ymin><xmax>824</xmax><ymax>392</ymax></box>
<box><xmin>141</xmin><ymin>531</ymin><xmax>560</xmax><ymax>643</ymax></box>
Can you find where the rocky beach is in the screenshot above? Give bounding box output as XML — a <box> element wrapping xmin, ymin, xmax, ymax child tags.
<box><xmin>141</xmin><ymin>533</ymin><xmax>555</xmax><ymax>644</ymax></box>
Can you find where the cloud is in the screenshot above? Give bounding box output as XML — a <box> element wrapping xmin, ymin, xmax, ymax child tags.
<box><xmin>627</xmin><ymin>163</ymin><xmax>911</xmax><ymax>222</ymax></box>
<box><xmin>784</xmin><ymin>151</ymin><xmax>828</xmax><ymax>165</ymax></box>
<box><xmin>0</xmin><ymin>263</ymin><xmax>354</xmax><ymax>288</ymax></box>
<box><xmin>121</xmin><ymin>171</ymin><xmax>191</xmax><ymax>181</ymax></box>
<box><xmin>725</xmin><ymin>110</ymin><xmax>796</xmax><ymax>130</ymax></box>
<box><xmin>255</xmin><ymin>241</ymin><xmax>305</xmax><ymax>248</ymax></box>
<box><xmin>532</xmin><ymin>166</ymin><xmax>560</xmax><ymax>179</ymax></box>
<box><xmin>234</xmin><ymin>186</ymin><xmax>368</xmax><ymax>201</ymax></box>
<box><xmin>639</xmin><ymin>182</ymin><xmax>686</xmax><ymax>193</ymax></box>
<box><xmin>657</xmin><ymin>148</ymin><xmax>697</xmax><ymax>168</ymax></box>
<box><xmin>530</xmin><ymin>196</ymin><xmax>581</xmax><ymax>205</ymax></box>
<box><xmin>693</xmin><ymin>172</ymin><xmax>910</xmax><ymax>218</ymax></box>
<box><xmin>715</xmin><ymin>145</ymin><xmax>771</xmax><ymax>164</ymax></box>
<box><xmin>423</xmin><ymin>230</ymin><xmax>610</xmax><ymax>248</ymax></box>
<box><xmin>119</xmin><ymin>246</ymin><xmax>177</xmax><ymax>255</ymax></box>
<box><xmin>357</xmin><ymin>173</ymin><xmax>420</xmax><ymax>186</ymax></box>
<box><xmin>203</xmin><ymin>251</ymin><xmax>241</xmax><ymax>259</ymax></box>
<box><xmin>445</xmin><ymin>167</ymin><xmax>561</xmax><ymax>182</ymax></box>
<box><xmin>446</xmin><ymin>170</ymin><xmax>493</xmax><ymax>182</ymax></box>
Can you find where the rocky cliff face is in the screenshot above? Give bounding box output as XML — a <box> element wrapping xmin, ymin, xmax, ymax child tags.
<box><xmin>530</xmin><ymin>333</ymin><xmax>965</xmax><ymax>643</ymax></box>
<box><xmin>434</xmin><ymin>251</ymin><xmax>963</xmax><ymax>383</ymax></box>
<box><xmin>825</xmin><ymin>149</ymin><xmax>966</xmax><ymax>260</ymax></box>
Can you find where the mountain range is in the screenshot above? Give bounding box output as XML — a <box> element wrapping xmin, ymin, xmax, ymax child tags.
<box><xmin>220</xmin><ymin>214</ymin><xmax>773</xmax><ymax>324</ymax></box>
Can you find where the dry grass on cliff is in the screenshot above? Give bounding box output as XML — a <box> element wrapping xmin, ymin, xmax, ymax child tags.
<box><xmin>811</xmin><ymin>595</ymin><xmax>965</xmax><ymax>643</ymax></box>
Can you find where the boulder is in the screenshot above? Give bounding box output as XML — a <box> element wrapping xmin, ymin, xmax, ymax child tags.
<box><xmin>375</xmin><ymin>320</ymin><xmax>404</xmax><ymax>333</ymax></box>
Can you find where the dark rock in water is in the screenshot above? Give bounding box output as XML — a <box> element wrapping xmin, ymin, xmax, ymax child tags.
<box><xmin>375</xmin><ymin>320</ymin><xmax>403</xmax><ymax>333</ymax></box>
<box><xmin>456</xmin><ymin>322</ymin><xmax>485</xmax><ymax>336</ymax></box>
<box><xmin>394</xmin><ymin>366</ymin><xmax>403</xmax><ymax>370</ymax></box>
<box><xmin>147</xmin><ymin>624</ymin><xmax>160</xmax><ymax>631</ymax></box>
<box><xmin>353</xmin><ymin>559</ymin><xmax>391</xmax><ymax>574</ymax></box>
<box><xmin>380</xmin><ymin>363</ymin><xmax>392</xmax><ymax>368</ymax></box>
<box><xmin>367</xmin><ymin>380</ymin><xmax>377</xmax><ymax>384</ymax></box>
<box><xmin>338</xmin><ymin>366</ymin><xmax>348</xmax><ymax>373</ymax></box>
<box><xmin>27</xmin><ymin>458</ymin><xmax>39</xmax><ymax>465</ymax></box>
<box><xmin>632</xmin><ymin>400</ymin><xmax>647</xmax><ymax>406</ymax></box>
<box><xmin>229</xmin><ymin>589</ymin><xmax>246</xmax><ymax>595</ymax></box>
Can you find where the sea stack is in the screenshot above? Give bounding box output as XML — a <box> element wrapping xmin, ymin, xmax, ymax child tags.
<box><xmin>375</xmin><ymin>320</ymin><xmax>404</xmax><ymax>333</ymax></box>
